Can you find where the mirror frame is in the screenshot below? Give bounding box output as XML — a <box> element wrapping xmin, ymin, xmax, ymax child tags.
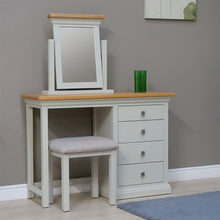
<box><xmin>53</xmin><ymin>24</ymin><xmax>103</xmax><ymax>90</ymax></box>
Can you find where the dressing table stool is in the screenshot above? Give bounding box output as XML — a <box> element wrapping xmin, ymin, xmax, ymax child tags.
<box><xmin>49</xmin><ymin>136</ymin><xmax>118</xmax><ymax>212</ymax></box>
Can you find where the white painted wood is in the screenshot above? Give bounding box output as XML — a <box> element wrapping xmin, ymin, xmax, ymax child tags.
<box><xmin>50</xmin><ymin>18</ymin><xmax>102</xmax><ymax>26</ymax></box>
<box><xmin>93</xmin><ymin>26</ymin><xmax>103</xmax><ymax>88</ymax></box>
<box><xmin>117</xmin><ymin>103</ymin><xmax>170</xmax><ymax>197</ymax></box>
<box><xmin>61</xmin><ymin>154</ymin><xmax>70</xmax><ymax>212</ymax></box>
<box><xmin>48</xmin><ymin>39</ymin><xmax>55</xmax><ymax>92</ymax></box>
<box><xmin>118</xmin><ymin>162</ymin><xmax>164</xmax><ymax>186</ymax></box>
<box><xmin>112</xmin><ymin>105</ymin><xmax>119</xmax><ymax>143</ymax></box>
<box><xmin>118</xmin><ymin>120</ymin><xmax>164</xmax><ymax>143</ymax></box>
<box><xmin>26</xmin><ymin>105</ymin><xmax>34</xmax><ymax>199</ymax></box>
<box><xmin>93</xmin><ymin>107</ymin><xmax>114</xmax><ymax>139</ymax></box>
<box><xmin>97</xmin><ymin>157</ymin><xmax>109</xmax><ymax>199</ymax></box>
<box><xmin>118</xmin><ymin>105</ymin><xmax>164</xmax><ymax>121</ymax></box>
<box><xmin>23</xmin><ymin>96</ymin><xmax>173</xmax><ymax>205</ymax></box>
<box><xmin>44</xmin><ymin>16</ymin><xmax>114</xmax><ymax>94</ymax></box>
<box><xmin>91</xmin><ymin>157</ymin><xmax>99</xmax><ymax>198</ymax></box>
<box><xmin>101</xmin><ymin>40</ymin><xmax>108</xmax><ymax>90</ymax></box>
<box><xmin>118</xmin><ymin>141</ymin><xmax>164</xmax><ymax>165</ymax></box>
<box><xmin>42</xmin><ymin>89</ymin><xmax>114</xmax><ymax>95</ymax></box>
<box><xmin>24</xmin><ymin>97</ymin><xmax>171</xmax><ymax>109</ymax></box>
<box><xmin>52</xmin><ymin>151</ymin><xmax>115</xmax><ymax>159</ymax></box>
<box><xmin>163</xmin><ymin>102</ymin><xmax>169</xmax><ymax>184</ymax></box>
<box><xmin>117</xmin><ymin>183</ymin><xmax>171</xmax><ymax>199</ymax></box>
<box><xmin>108</xmin><ymin>151</ymin><xmax>117</xmax><ymax>205</ymax></box>
<box><xmin>54</xmin><ymin>24</ymin><xmax>103</xmax><ymax>90</ymax></box>
<box><xmin>40</xmin><ymin>107</ymin><xmax>49</xmax><ymax>208</ymax></box>
<box><xmin>50</xmin><ymin>143</ymin><xmax>117</xmax><ymax>210</ymax></box>
<box><xmin>29</xmin><ymin>185</ymin><xmax>42</xmax><ymax>196</ymax></box>
<box><xmin>49</xmin><ymin>154</ymin><xmax>54</xmax><ymax>204</ymax></box>
<box><xmin>93</xmin><ymin>106</ymin><xmax>118</xmax><ymax>200</ymax></box>
<box><xmin>43</xmin><ymin>38</ymin><xmax>114</xmax><ymax>95</ymax></box>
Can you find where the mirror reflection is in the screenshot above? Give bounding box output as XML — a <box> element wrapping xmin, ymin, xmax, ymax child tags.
<box><xmin>59</xmin><ymin>27</ymin><xmax>97</xmax><ymax>83</ymax></box>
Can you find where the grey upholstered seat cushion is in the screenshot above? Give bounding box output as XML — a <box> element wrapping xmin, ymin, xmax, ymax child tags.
<box><xmin>49</xmin><ymin>136</ymin><xmax>118</xmax><ymax>154</ymax></box>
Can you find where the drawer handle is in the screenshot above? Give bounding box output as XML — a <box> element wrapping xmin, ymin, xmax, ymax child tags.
<box><xmin>141</xmin><ymin>111</ymin><xmax>146</xmax><ymax>116</ymax></box>
<box><xmin>140</xmin><ymin>172</ymin><xmax>145</xmax><ymax>177</ymax></box>
<box><xmin>141</xmin><ymin>151</ymin><xmax>145</xmax><ymax>156</ymax></box>
<box><xmin>141</xmin><ymin>129</ymin><xmax>146</xmax><ymax>135</ymax></box>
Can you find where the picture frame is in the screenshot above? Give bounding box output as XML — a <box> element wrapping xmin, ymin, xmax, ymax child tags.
<box><xmin>144</xmin><ymin>0</ymin><xmax>197</xmax><ymax>20</ymax></box>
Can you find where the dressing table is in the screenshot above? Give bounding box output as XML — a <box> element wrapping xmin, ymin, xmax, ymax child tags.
<box><xmin>22</xmin><ymin>13</ymin><xmax>174</xmax><ymax>208</ymax></box>
<box><xmin>22</xmin><ymin>92</ymin><xmax>174</xmax><ymax>207</ymax></box>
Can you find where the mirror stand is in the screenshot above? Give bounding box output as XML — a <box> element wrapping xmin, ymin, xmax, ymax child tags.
<box><xmin>42</xmin><ymin>13</ymin><xmax>114</xmax><ymax>95</ymax></box>
<box><xmin>42</xmin><ymin>39</ymin><xmax>113</xmax><ymax>95</ymax></box>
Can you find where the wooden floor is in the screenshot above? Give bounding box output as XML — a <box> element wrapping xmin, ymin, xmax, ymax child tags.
<box><xmin>1</xmin><ymin>178</ymin><xmax>220</xmax><ymax>220</ymax></box>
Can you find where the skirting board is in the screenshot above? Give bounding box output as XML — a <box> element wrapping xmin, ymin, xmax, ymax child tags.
<box><xmin>168</xmin><ymin>164</ymin><xmax>220</xmax><ymax>182</ymax></box>
<box><xmin>1</xmin><ymin>164</ymin><xmax>220</xmax><ymax>202</ymax></box>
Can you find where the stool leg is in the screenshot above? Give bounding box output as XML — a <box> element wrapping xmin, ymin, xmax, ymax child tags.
<box><xmin>108</xmin><ymin>151</ymin><xmax>117</xmax><ymax>205</ymax></box>
<box><xmin>91</xmin><ymin>157</ymin><xmax>99</xmax><ymax>198</ymax></box>
<box><xmin>49</xmin><ymin>154</ymin><xmax>54</xmax><ymax>204</ymax></box>
<box><xmin>61</xmin><ymin>155</ymin><xmax>70</xmax><ymax>212</ymax></box>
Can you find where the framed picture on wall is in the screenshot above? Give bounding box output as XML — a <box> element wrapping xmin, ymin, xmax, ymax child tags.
<box><xmin>144</xmin><ymin>0</ymin><xmax>197</xmax><ymax>20</ymax></box>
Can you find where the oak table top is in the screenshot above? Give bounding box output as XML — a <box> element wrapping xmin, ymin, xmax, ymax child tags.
<box><xmin>21</xmin><ymin>92</ymin><xmax>175</xmax><ymax>101</ymax></box>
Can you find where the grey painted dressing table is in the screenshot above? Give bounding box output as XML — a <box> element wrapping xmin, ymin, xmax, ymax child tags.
<box><xmin>22</xmin><ymin>91</ymin><xmax>175</xmax><ymax>208</ymax></box>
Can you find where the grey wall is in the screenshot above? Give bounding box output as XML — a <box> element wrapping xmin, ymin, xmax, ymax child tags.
<box><xmin>0</xmin><ymin>0</ymin><xmax>220</xmax><ymax>186</ymax></box>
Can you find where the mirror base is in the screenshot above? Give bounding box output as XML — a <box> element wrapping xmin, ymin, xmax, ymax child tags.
<box><xmin>42</xmin><ymin>89</ymin><xmax>114</xmax><ymax>95</ymax></box>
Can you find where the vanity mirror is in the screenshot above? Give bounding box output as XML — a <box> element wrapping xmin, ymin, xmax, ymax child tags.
<box><xmin>43</xmin><ymin>13</ymin><xmax>113</xmax><ymax>94</ymax></box>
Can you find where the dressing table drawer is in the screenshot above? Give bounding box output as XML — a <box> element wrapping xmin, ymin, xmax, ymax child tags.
<box><xmin>116</xmin><ymin>102</ymin><xmax>171</xmax><ymax>198</ymax></box>
<box><xmin>118</xmin><ymin>120</ymin><xmax>164</xmax><ymax>143</ymax></box>
<box><xmin>119</xmin><ymin>142</ymin><xmax>164</xmax><ymax>165</ymax></box>
<box><xmin>118</xmin><ymin>162</ymin><xmax>164</xmax><ymax>186</ymax></box>
<box><xmin>118</xmin><ymin>105</ymin><xmax>164</xmax><ymax>121</ymax></box>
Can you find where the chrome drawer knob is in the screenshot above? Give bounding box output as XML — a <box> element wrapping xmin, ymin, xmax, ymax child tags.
<box><xmin>141</xmin><ymin>151</ymin><xmax>145</xmax><ymax>156</ymax></box>
<box><xmin>141</xmin><ymin>129</ymin><xmax>146</xmax><ymax>135</ymax></box>
<box><xmin>140</xmin><ymin>172</ymin><xmax>145</xmax><ymax>177</ymax></box>
<box><xmin>141</xmin><ymin>111</ymin><xmax>146</xmax><ymax>116</ymax></box>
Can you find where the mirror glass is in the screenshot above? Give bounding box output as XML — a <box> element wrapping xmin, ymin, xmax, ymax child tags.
<box><xmin>54</xmin><ymin>25</ymin><xmax>103</xmax><ymax>90</ymax></box>
<box><xmin>60</xmin><ymin>27</ymin><xmax>96</xmax><ymax>82</ymax></box>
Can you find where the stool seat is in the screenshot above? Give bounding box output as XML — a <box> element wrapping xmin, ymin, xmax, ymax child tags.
<box><xmin>49</xmin><ymin>136</ymin><xmax>118</xmax><ymax>211</ymax></box>
<box><xmin>49</xmin><ymin>136</ymin><xmax>118</xmax><ymax>154</ymax></box>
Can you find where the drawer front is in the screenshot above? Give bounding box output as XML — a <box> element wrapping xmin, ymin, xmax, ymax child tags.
<box><xmin>118</xmin><ymin>120</ymin><xmax>164</xmax><ymax>143</ymax></box>
<box><xmin>119</xmin><ymin>105</ymin><xmax>164</xmax><ymax>121</ymax></box>
<box><xmin>118</xmin><ymin>162</ymin><xmax>164</xmax><ymax>186</ymax></box>
<box><xmin>119</xmin><ymin>141</ymin><xmax>164</xmax><ymax>165</ymax></box>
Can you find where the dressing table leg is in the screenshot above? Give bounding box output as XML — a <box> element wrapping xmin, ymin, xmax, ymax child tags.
<box><xmin>26</xmin><ymin>105</ymin><xmax>34</xmax><ymax>199</ymax></box>
<box><xmin>108</xmin><ymin>150</ymin><xmax>117</xmax><ymax>205</ymax></box>
<box><xmin>40</xmin><ymin>107</ymin><xmax>49</xmax><ymax>208</ymax></box>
